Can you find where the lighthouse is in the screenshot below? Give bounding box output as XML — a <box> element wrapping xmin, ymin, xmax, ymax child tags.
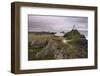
<box><xmin>72</xmin><ymin>25</ymin><xmax>76</xmax><ymax>39</ymax></box>
<box><xmin>72</xmin><ymin>25</ymin><xmax>76</xmax><ymax>30</ymax></box>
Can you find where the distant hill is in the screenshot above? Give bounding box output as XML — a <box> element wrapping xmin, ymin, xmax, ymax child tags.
<box><xmin>29</xmin><ymin>31</ymin><xmax>56</xmax><ymax>35</ymax></box>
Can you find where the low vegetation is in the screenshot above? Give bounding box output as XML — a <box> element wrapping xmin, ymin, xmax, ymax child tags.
<box><xmin>28</xmin><ymin>29</ymin><xmax>88</xmax><ymax>60</ymax></box>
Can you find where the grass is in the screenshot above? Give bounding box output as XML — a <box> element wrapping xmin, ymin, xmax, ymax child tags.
<box><xmin>28</xmin><ymin>32</ymin><xmax>57</xmax><ymax>42</ymax></box>
<box><xmin>28</xmin><ymin>32</ymin><xmax>88</xmax><ymax>60</ymax></box>
<box><xmin>28</xmin><ymin>32</ymin><xmax>61</xmax><ymax>60</ymax></box>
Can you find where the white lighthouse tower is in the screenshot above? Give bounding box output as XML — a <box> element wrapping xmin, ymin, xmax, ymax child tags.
<box><xmin>72</xmin><ymin>25</ymin><xmax>76</xmax><ymax>30</ymax></box>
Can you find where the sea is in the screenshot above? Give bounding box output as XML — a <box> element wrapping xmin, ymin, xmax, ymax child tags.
<box><xmin>54</xmin><ymin>30</ymin><xmax>88</xmax><ymax>39</ymax></box>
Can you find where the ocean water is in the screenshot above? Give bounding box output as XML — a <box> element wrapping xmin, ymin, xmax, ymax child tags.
<box><xmin>79</xmin><ymin>30</ymin><xmax>88</xmax><ymax>39</ymax></box>
<box><xmin>54</xmin><ymin>30</ymin><xmax>88</xmax><ymax>39</ymax></box>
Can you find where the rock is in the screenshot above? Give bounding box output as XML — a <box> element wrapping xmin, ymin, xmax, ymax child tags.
<box><xmin>30</xmin><ymin>39</ymin><xmax>48</xmax><ymax>48</ymax></box>
<box><xmin>29</xmin><ymin>29</ymin><xmax>88</xmax><ymax>60</ymax></box>
<box><xmin>35</xmin><ymin>39</ymin><xmax>69</xmax><ymax>59</ymax></box>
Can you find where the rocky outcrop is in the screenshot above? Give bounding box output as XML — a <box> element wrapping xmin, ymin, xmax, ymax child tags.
<box><xmin>28</xmin><ymin>29</ymin><xmax>88</xmax><ymax>60</ymax></box>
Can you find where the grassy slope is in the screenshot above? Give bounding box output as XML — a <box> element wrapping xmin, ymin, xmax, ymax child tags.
<box><xmin>28</xmin><ymin>32</ymin><xmax>62</xmax><ymax>60</ymax></box>
<box><xmin>28</xmin><ymin>32</ymin><xmax>88</xmax><ymax>60</ymax></box>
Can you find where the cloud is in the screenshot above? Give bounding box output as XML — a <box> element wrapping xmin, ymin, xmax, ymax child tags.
<box><xmin>28</xmin><ymin>15</ymin><xmax>88</xmax><ymax>32</ymax></box>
